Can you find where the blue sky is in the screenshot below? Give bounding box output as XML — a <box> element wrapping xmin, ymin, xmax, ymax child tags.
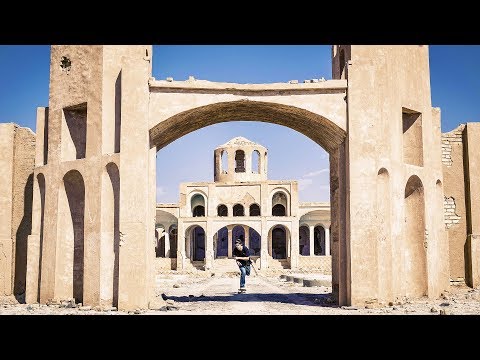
<box><xmin>1</xmin><ymin>45</ymin><xmax>479</xmax><ymax>203</ymax></box>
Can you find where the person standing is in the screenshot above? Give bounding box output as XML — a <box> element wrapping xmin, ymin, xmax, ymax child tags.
<box><xmin>233</xmin><ymin>238</ymin><xmax>251</xmax><ymax>293</ymax></box>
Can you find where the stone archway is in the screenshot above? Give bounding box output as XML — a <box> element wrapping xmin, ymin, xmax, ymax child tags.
<box><xmin>27</xmin><ymin>45</ymin><xmax>450</xmax><ymax>311</ymax></box>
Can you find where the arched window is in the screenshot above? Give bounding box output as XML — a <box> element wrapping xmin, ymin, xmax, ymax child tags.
<box><xmin>272</xmin><ymin>191</ymin><xmax>287</xmax><ymax>216</ymax></box>
<box><xmin>235</xmin><ymin>150</ymin><xmax>245</xmax><ymax>173</ymax></box>
<box><xmin>217</xmin><ymin>204</ymin><xmax>228</xmax><ymax>217</ymax></box>
<box><xmin>252</xmin><ymin>150</ymin><xmax>260</xmax><ymax>173</ymax></box>
<box><xmin>221</xmin><ymin>150</ymin><xmax>228</xmax><ymax>174</ymax></box>
<box><xmin>233</xmin><ymin>204</ymin><xmax>244</xmax><ymax>216</ymax></box>
<box><xmin>191</xmin><ymin>194</ymin><xmax>205</xmax><ymax>217</ymax></box>
<box><xmin>249</xmin><ymin>204</ymin><xmax>260</xmax><ymax>216</ymax></box>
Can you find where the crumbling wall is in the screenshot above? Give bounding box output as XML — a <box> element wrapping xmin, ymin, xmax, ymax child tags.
<box><xmin>0</xmin><ymin>123</ymin><xmax>35</xmax><ymax>297</ymax></box>
<box><xmin>442</xmin><ymin>124</ymin><xmax>467</xmax><ymax>280</ymax></box>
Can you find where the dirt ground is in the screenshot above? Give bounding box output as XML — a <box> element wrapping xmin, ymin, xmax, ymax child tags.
<box><xmin>1</xmin><ymin>272</ymin><xmax>480</xmax><ymax>315</ymax></box>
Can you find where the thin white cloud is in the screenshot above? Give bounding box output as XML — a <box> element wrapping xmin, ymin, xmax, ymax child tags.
<box><xmin>157</xmin><ymin>186</ymin><xmax>166</xmax><ymax>196</ymax></box>
<box><xmin>298</xmin><ymin>178</ymin><xmax>313</xmax><ymax>191</ymax></box>
<box><xmin>303</xmin><ymin>168</ymin><xmax>329</xmax><ymax>178</ymax></box>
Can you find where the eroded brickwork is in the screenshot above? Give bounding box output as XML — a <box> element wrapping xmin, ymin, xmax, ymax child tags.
<box><xmin>442</xmin><ymin>125</ymin><xmax>464</xmax><ymax>166</ymax></box>
<box><xmin>444</xmin><ymin>196</ymin><xmax>461</xmax><ymax>229</ymax></box>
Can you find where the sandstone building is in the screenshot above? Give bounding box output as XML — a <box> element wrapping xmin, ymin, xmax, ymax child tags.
<box><xmin>0</xmin><ymin>45</ymin><xmax>478</xmax><ymax>311</ymax></box>
<box><xmin>154</xmin><ymin>136</ymin><xmax>332</xmax><ymax>274</ymax></box>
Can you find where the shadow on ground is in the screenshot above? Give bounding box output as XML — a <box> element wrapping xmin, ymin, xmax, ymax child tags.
<box><xmin>164</xmin><ymin>292</ymin><xmax>337</xmax><ymax>307</ymax></box>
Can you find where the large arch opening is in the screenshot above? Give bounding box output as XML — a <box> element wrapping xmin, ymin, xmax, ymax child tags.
<box><xmin>56</xmin><ymin>170</ymin><xmax>85</xmax><ymax>304</ymax></box>
<box><xmin>404</xmin><ymin>175</ymin><xmax>427</xmax><ymax>298</ymax></box>
<box><xmin>151</xmin><ymin>88</ymin><xmax>346</xmax><ymax>300</ymax></box>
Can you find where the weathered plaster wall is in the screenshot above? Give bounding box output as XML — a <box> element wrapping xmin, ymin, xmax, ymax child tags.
<box><xmin>0</xmin><ymin>123</ymin><xmax>35</xmax><ymax>297</ymax></box>
<box><xmin>337</xmin><ymin>45</ymin><xmax>449</xmax><ymax>305</ymax></box>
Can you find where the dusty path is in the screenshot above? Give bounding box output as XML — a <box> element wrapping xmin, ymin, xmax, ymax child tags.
<box><xmin>1</xmin><ymin>274</ymin><xmax>480</xmax><ymax>315</ymax></box>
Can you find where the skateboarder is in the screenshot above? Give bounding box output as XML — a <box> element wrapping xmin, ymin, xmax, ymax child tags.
<box><xmin>233</xmin><ymin>238</ymin><xmax>251</xmax><ymax>293</ymax></box>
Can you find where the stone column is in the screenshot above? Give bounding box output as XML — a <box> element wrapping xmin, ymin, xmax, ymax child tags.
<box><xmin>205</xmin><ymin>220</ymin><xmax>214</xmax><ymax>270</ymax></box>
<box><xmin>309</xmin><ymin>225</ymin><xmax>314</xmax><ymax>257</ymax></box>
<box><xmin>244</xmin><ymin>226</ymin><xmax>250</xmax><ymax>248</ymax></box>
<box><xmin>260</xmin><ymin>219</ymin><xmax>269</xmax><ymax>269</ymax></box>
<box><xmin>227</xmin><ymin>225</ymin><xmax>233</xmax><ymax>257</ymax></box>
<box><xmin>325</xmin><ymin>225</ymin><xmax>330</xmax><ymax>256</ymax></box>
<box><xmin>176</xmin><ymin>221</ymin><xmax>185</xmax><ymax>271</ymax></box>
<box><xmin>164</xmin><ymin>231</ymin><xmax>170</xmax><ymax>258</ymax></box>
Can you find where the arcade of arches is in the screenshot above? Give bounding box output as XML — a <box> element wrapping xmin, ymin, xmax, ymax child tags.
<box><xmin>0</xmin><ymin>45</ymin><xmax>479</xmax><ymax>312</ymax></box>
<box><xmin>155</xmin><ymin>137</ymin><xmax>332</xmax><ymax>274</ymax></box>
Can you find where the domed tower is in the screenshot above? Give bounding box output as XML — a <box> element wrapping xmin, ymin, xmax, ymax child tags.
<box><xmin>214</xmin><ymin>137</ymin><xmax>268</xmax><ymax>182</ymax></box>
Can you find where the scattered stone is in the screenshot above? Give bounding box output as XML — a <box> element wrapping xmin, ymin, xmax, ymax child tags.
<box><xmin>430</xmin><ymin>307</ymin><xmax>438</xmax><ymax>313</ymax></box>
<box><xmin>173</xmin><ymin>284</ymin><xmax>180</xmax><ymax>288</ymax></box>
<box><xmin>134</xmin><ymin>309</ymin><xmax>142</xmax><ymax>314</ymax></box>
<box><xmin>388</xmin><ymin>301</ymin><xmax>394</xmax><ymax>306</ymax></box>
<box><xmin>293</xmin><ymin>277</ymin><xmax>304</xmax><ymax>284</ymax></box>
<box><xmin>166</xmin><ymin>77</ymin><xmax>173</xmax><ymax>82</ymax></box>
<box><xmin>303</xmin><ymin>279</ymin><xmax>331</xmax><ymax>287</ymax></box>
<box><xmin>288</xmin><ymin>80</ymin><xmax>298</xmax><ymax>84</ymax></box>
<box><xmin>311</xmin><ymin>78</ymin><xmax>319</xmax><ymax>83</ymax></box>
<box><xmin>341</xmin><ymin>306</ymin><xmax>358</xmax><ymax>310</ymax></box>
<box><xmin>94</xmin><ymin>306</ymin><xmax>102</xmax><ymax>312</ymax></box>
<box><xmin>440</xmin><ymin>293</ymin><xmax>449</xmax><ymax>300</ymax></box>
<box><xmin>440</xmin><ymin>302</ymin><xmax>450</xmax><ymax>307</ymax></box>
<box><xmin>166</xmin><ymin>299</ymin><xmax>175</xmax><ymax>305</ymax></box>
<box><xmin>439</xmin><ymin>309</ymin><xmax>448</xmax><ymax>315</ymax></box>
<box><xmin>79</xmin><ymin>306</ymin><xmax>92</xmax><ymax>311</ymax></box>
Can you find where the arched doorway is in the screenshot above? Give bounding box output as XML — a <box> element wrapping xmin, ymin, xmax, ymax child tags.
<box><xmin>216</xmin><ymin>226</ymin><xmax>228</xmax><ymax>257</ymax></box>
<box><xmin>249</xmin><ymin>228</ymin><xmax>261</xmax><ymax>256</ymax></box>
<box><xmin>314</xmin><ymin>226</ymin><xmax>325</xmax><ymax>256</ymax></box>
<box><xmin>271</xmin><ymin>226</ymin><xmax>287</xmax><ymax>259</ymax></box>
<box><xmin>191</xmin><ymin>226</ymin><xmax>206</xmax><ymax>261</ymax></box>
<box><xmin>232</xmin><ymin>225</ymin><xmax>245</xmax><ymax>252</ymax></box>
